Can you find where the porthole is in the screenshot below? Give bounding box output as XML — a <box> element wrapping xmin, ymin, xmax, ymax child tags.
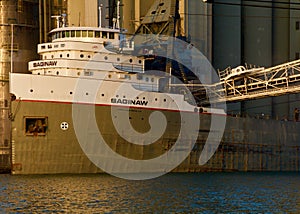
<box><xmin>143</xmin><ymin>97</ymin><xmax>146</xmax><ymax>100</ymax></box>
<box><xmin>51</xmin><ymin>55</ymin><xmax>54</xmax><ymax>59</ymax></box>
<box><xmin>139</xmin><ymin>60</ymin><xmax>142</xmax><ymax>64</ymax></box>
<box><xmin>108</xmin><ymin>75</ymin><xmax>112</xmax><ymax>78</ymax></box>
<box><xmin>88</xmin><ymin>55</ymin><xmax>91</xmax><ymax>58</ymax></box>
<box><xmin>56</xmin><ymin>71</ymin><xmax>59</xmax><ymax>75</ymax></box>
<box><xmin>102</xmin><ymin>94</ymin><xmax>105</xmax><ymax>97</ymax></box>
<box><xmin>151</xmin><ymin>78</ymin><xmax>154</xmax><ymax>82</ymax></box>
<box><xmin>155</xmin><ymin>98</ymin><xmax>158</xmax><ymax>101</ymax></box>
<box><xmin>117</xmin><ymin>58</ymin><xmax>120</xmax><ymax>61</ymax></box>
<box><xmin>164</xmin><ymin>99</ymin><xmax>167</xmax><ymax>102</ymax></box>
<box><xmin>77</xmin><ymin>72</ymin><xmax>81</xmax><ymax>76</ymax></box>
<box><xmin>67</xmin><ymin>54</ymin><xmax>70</xmax><ymax>57</ymax></box>
<box><xmin>86</xmin><ymin>93</ymin><xmax>89</xmax><ymax>96</ymax></box>
<box><xmin>129</xmin><ymin>59</ymin><xmax>133</xmax><ymax>63</ymax></box>
<box><xmin>37</xmin><ymin>73</ymin><xmax>40</xmax><ymax>75</ymax></box>
<box><xmin>30</xmin><ymin>89</ymin><xmax>33</xmax><ymax>93</ymax></box>
<box><xmin>104</xmin><ymin>56</ymin><xmax>108</xmax><ymax>60</ymax></box>
<box><xmin>50</xmin><ymin>90</ymin><xmax>54</xmax><ymax>93</ymax></box>
<box><xmin>60</xmin><ymin>54</ymin><xmax>62</xmax><ymax>58</ymax></box>
<box><xmin>80</xmin><ymin>54</ymin><xmax>84</xmax><ymax>58</ymax></box>
<box><xmin>145</xmin><ymin>77</ymin><xmax>149</xmax><ymax>82</ymax></box>
<box><xmin>70</xmin><ymin>92</ymin><xmax>73</xmax><ymax>95</ymax></box>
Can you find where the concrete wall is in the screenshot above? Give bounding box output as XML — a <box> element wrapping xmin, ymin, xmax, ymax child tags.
<box><xmin>213</xmin><ymin>0</ymin><xmax>242</xmax><ymax>70</ymax></box>
<box><xmin>186</xmin><ymin>0</ymin><xmax>212</xmax><ymax>61</ymax></box>
<box><xmin>290</xmin><ymin>0</ymin><xmax>300</xmax><ymax>61</ymax></box>
<box><xmin>68</xmin><ymin>0</ymin><xmax>109</xmax><ymax>27</ymax></box>
<box><xmin>122</xmin><ymin>0</ymin><xmax>156</xmax><ymax>34</ymax></box>
<box><xmin>242</xmin><ymin>2</ymin><xmax>273</xmax><ymax>67</ymax></box>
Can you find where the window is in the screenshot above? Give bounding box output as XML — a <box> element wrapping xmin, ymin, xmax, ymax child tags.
<box><xmin>109</xmin><ymin>32</ymin><xmax>115</xmax><ymax>39</ymax></box>
<box><xmin>71</xmin><ymin>31</ymin><xmax>75</xmax><ymax>37</ymax></box>
<box><xmin>296</xmin><ymin>21</ymin><xmax>300</xmax><ymax>30</ymax></box>
<box><xmin>102</xmin><ymin>31</ymin><xmax>107</xmax><ymax>38</ymax></box>
<box><xmin>84</xmin><ymin>71</ymin><xmax>94</xmax><ymax>76</ymax></box>
<box><xmin>25</xmin><ymin>117</ymin><xmax>48</xmax><ymax>136</ymax></box>
<box><xmin>296</xmin><ymin>52</ymin><xmax>300</xmax><ymax>59</ymax></box>
<box><xmin>76</xmin><ymin>30</ymin><xmax>81</xmax><ymax>37</ymax></box>
<box><xmin>95</xmin><ymin>31</ymin><xmax>100</xmax><ymax>38</ymax></box>
<box><xmin>88</xmin><ymin>31</ymin><xmax>94</xmax><ymax>37</ymax></box>
<box><xmin>82</xmin><ymin>30</ymin><xmax>87</xmax><ymax>37</ymax></box>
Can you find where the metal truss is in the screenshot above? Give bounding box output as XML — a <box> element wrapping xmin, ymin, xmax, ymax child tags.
<box><xmin>191</xmin><ymin>59</ymin><xmax>300</xmax><ymax>104</ymax></box>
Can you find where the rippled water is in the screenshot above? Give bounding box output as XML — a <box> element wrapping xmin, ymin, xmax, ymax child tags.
<box><xmin>0</xmin><ymin>172</ymin><xmax>299</xmax><ymax>213</ymax></box>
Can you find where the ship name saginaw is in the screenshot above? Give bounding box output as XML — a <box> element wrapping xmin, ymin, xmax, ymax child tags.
<box><xmin>111</xmin><ymin>98</ymin><xmax>149</xmax><ymax>106</ymax></box>
<box><xmin>33</xmin><ymin>61</ymin><xmax>58</xmax><ymax>67</ymax></box>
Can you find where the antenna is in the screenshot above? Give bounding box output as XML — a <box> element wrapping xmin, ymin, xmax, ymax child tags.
<box><xmin>99</xmin><ymin>4</ymin><xmax>103</xmax><ymax>28</ymax></box>
<box><xmin>116</xmin><ymin>0</ymin><xmax>120</xmax><ymax>29</ymax></box>
<box><xmin>61</xmin><ymin>14</ymin><xmax>67</xmax><ymax>27</ymax></box>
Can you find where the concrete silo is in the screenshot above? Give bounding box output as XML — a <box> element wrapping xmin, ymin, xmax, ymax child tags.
<box><xmin>0</xmin><ymin>0</ymin><xmax>39</xmax><ymax>171</ymax></box>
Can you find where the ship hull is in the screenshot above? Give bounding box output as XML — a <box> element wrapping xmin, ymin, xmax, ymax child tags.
<box><xmin>11</xmin><ymin>100</ymin><xmax>300</xmax><ymax>174</ymax></box>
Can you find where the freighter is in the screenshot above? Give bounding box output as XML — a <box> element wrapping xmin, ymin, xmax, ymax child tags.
<box><xmin>9</xmin><ymin>0</ymin><xmax>300</xmax><ymax>176</ymax></box>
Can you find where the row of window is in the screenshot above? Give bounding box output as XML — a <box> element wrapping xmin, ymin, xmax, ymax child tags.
<box><xmin>28</xmin><ymin>89</ymin><xmax>168</xmax><ymax>102</ymax></box>
<box><xmin>51</xmin><ymin>30</ymin><xmax>116</xmax><ymax>40</ymax></box>
<box><xmin>41</xmin><ymin>43</ymin><xmax>65</xmax><ymax>50</ymax></box>
<box><xmin>42</xmin><ymin>52</ymin><xmax>142</xmax><ymax>65</ymax></box>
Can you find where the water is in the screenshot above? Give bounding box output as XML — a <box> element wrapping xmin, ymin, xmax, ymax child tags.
<box><xmin>0</xmin><ymin>172</ymin><xmax>299</xmax><ymax>213</ymax></box>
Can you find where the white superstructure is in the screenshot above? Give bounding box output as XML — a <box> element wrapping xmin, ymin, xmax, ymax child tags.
<box><xmin>10</xmin><ymin>21</ymin><xmax>226</xmax><ymax>115</ymax></box>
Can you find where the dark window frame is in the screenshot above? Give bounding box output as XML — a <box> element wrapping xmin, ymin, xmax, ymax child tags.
<box><xmin>24</xmin><ymin>116</ymin><xmax>48</xmax><ymax>136</ymax></box>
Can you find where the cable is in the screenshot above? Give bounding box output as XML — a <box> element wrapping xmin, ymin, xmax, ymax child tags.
<box><xmin>208</xmin><ymin>0</ymin><xmax>300</xmax><ymax>10</ymax></box>
<box><xmin>182</xmin><ymin>12</ymin><xmax>300</xmax><ymax>20</ymax></box>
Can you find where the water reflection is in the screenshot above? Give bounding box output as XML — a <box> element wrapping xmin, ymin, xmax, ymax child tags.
<box><xmin>0</xmin><ymin>172</ymin><xmax>299</xmax><ymax>213</ymax></box>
